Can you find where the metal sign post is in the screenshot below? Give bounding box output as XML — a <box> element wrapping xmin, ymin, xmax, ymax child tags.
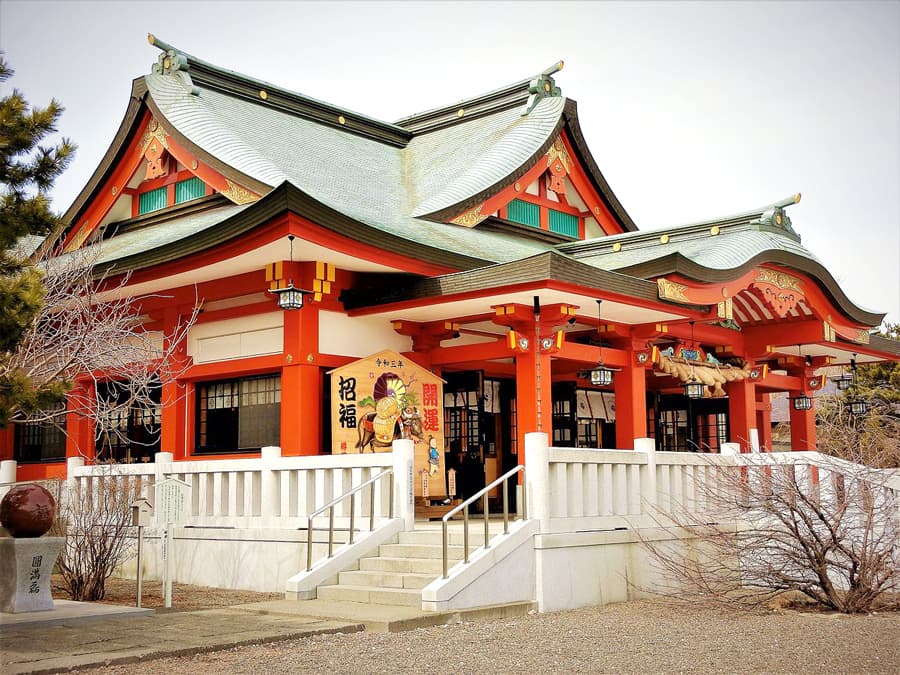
<box><xmin>154</xmin><ymin>478</ymin><xmax>190</xmax><ymax>609</ymax></box>
<box><xmin>131</xmin><ymin>497</ymin><xmax>153</xmax><ymax>608</ymax></box>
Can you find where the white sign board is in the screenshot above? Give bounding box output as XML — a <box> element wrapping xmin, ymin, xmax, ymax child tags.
<box><xmin>155</xmin><ymin>478</ymin><xmax>191</xmax><ymax>525</ymax></box>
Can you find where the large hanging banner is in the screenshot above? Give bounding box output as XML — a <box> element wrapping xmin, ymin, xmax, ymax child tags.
<box><xmin>330</xmin><ymin>350</ymin><xmax>446</xmax><ymax>497</ymax></box>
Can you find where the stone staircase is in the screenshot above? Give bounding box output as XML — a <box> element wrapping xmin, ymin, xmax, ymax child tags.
<box><xmin>315</xmin><ymin>523</ymin><xmax>506</xmax><ymax>608</ymax></box>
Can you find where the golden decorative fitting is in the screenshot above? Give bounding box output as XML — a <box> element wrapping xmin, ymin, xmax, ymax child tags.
<box><xmin>754</xmin><ymin>268</ymin><xmax>802</xmax><ymax>292</ymax></box>
<box><xmin>612</xmin><ymin>242</ymin><xmax>622</xmax><ymax>252</ymax></box>
<box><xmin>546</xmin><ymin>137</ymin><xmax>572</xmax><ymax>172</ymax></box>
<box><xmin>594</xmin><ymin>206</ymin><xmax>601</xmax><ymax>214</ymax></box>
<box><xmin>191</xmin><ymin>159</ymin><xmax>198</xmax><ymax>170</ymax></box>
<box><xmin>286</xmin><ymin>353</ymin><xmax>293</xmax><ymax>364</ymax></box>
<box><xmin>221</xmin><ymin>179</ymin><xmax>260</xmax><ymax>205</ymax></box>
<box><xmin>111</xmin><ymin>186</ymin><xmax>117</xmax><ymax>195</ymax></box>
<box><xmin>259</xmin><ymin>90</ymin><xmax>268</xmax><ymax>100</ymax></box>
<box><xmin>660</xmin><ymin>234</ymin><xmax>670</xmax><ymax>244</ymax></box>
<box><xmin>710</xmin><ymin>226</ymin><xmax>720</xmax><ymax>235</ymax></box>
<box><xmin>514</xmin><ymin>182</ymin><xmax>521</xmax><ymax>191</ymax></box>
<box><xmin>457</xmin><ymin>109</ymin><xmax>465</xmax><ymax>117</ymax></box>
<box><xmin>450</xmin><ymin>204</ymin><xmax>487</xmax><ymax>227</ymax></box>
<box><xmin>657</xmin><ymin>278</ymin><xmax>690</xmax><ymax>303</ymax></box>
<box><xmin>338</xmin><ymin>115</ymin><xmax>346</xmax><ymax>125</ymax></box>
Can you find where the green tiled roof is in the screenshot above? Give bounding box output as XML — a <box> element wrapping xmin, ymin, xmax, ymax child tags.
<box><xmin>143</xmin><ymin>69</ymin><xmax>562</xmax><ymax>266</ymax></box>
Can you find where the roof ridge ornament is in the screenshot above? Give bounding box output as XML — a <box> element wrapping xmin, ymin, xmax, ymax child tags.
<box><xmin>753</xmin><ymin>192</ymin><xmax>801</xmax><ymax>236</ymax></box>
<box><xmin>522</xmin><ymin>61</ymin><xmax>564</xmax><ymax>116</ymax></box>
<box><xmin>148</xmin><ymin>34</ymin><xmax>200</xmax><ymax>96</ymax></box>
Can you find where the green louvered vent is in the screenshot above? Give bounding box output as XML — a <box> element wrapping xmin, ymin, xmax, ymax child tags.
<box><xmin>506</xmin><ymin>199</ymin><xmax>540</xmax><ymax>228</ymax></box>
<box><xmin>549</xmin><ymin>209</ymin><xmax>579</xmax><ymax>237</ymax></box>
<box><xmin>175</xmin><ymin>177</ymin><xmax>206</xmax><ymax>204</ymax></box>
<box><xmin>138</xmin><ymin>187</ymin><xmax>167</xmax><ymax>215</ymax></box>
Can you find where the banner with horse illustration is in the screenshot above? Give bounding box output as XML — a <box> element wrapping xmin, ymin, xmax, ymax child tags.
<box><xmin>329</xmin><ymin>350</ymin><xmax>446</xmax><ymax>497</ymax></box>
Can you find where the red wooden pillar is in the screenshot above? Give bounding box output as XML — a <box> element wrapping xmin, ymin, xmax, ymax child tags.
<box><xmin>614</xmin><ymin>353</ymin><xmax>647</xmax><ymax>449</ymax></box>
<box><xmin>756</xmin><ymin>392</ymin><xmax>772</xmax><ymax>451</ymax></box>
<box><xmin>789</xmin><ymin>397</ymin><xmax>817</xmax><ymax>450</ymax></box>
<box><xmin>514</xmin><ymin>335</ymin><xmax>552</xmax><ymax>468</ymax></box>
<box><xmin>160</xmin><ymin>307</ymin><xmax>189</xmax><ymax>459</ymax></box>
<box><xmin>66</xmin><ymin>381</ymin><xmax>94</xmax><ymax>461</ymax></box>
<box><xmin>280</xmin><ymin>302</ymin><xmax>321</xmax><ymax>455</ymax></box>
<box><xmin>727</xmin><ymin>378</ymin><xmax>756</xmax><ymax>451</ymax></box>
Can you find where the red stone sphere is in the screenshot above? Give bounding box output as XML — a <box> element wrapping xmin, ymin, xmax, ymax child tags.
<box><xmin>0</xmin><ymin>484</ymin><xmax>57</xmax><ymax>538</ymax></box>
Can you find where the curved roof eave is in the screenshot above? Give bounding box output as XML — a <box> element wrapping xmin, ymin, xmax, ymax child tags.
<box><xmin>60</xmin><ymin>78</ymin><xmax>148</xmax><ymax>232</ymax></box>
<box><xmin>618</xmin><ymin>251</ymin><xmax>885</xmax><ymax>327</ymax></box>
<box><xmin>92</xmin><ymin>182</ymin><xmax>494</xmax><ymax>278</ymax></box>
<box><xmin>142</xmin><ymin>90</ymin><xmax>274</xmax><ymax>198</ymax></box>
<box><xmin>342</xmin><ymin>249</ymin><xmax>671</xmax><ymax>311</ymax></box>
<box><xmin>415</xmin><ymin>115</ymin><xmax>566</xmax><ymax>223</ymax></box>
<box><xmin>561</xmin><ymin>99</ymin><xmax>638</xmax><ymax>233</ymax></box>
<box><xmin>415</xmin><ymin>99</ymin><xmax>638</xmax><ymax>233</ymax></box>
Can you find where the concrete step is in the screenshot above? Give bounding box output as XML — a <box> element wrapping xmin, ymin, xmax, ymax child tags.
<box><xmin>359</xmin><ymin>556</ymin><xmax>446</xmax><ymax>574</ymax></box>
<box><xmin>242</xmin><ymin>598</ymin><xmax>536</xmax><ymax>633</ymax></box>
<box><xmin>316</xmin><ymin>584</ymin><xmax>422</xmax><ymax>607</ymax></box>
<box><xmin>379</xmin><ymin>543</ymin><xmax>467</xmax><ymax>559</ymax></box>
<box><xmin>399</xmin><ymin>528</ymin><xmax>508</xmax><ymax>546</ymax></box>
<box><xmin>338</xmin><ymin>569</ymin><xmax>436</xmax><ymax>590</ymax></box>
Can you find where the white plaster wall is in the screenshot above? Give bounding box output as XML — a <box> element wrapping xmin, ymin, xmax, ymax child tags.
<box><xmin>187</xmin><ymin>312</ymin><xmax>283</xmax><ymax>364</ymax></box>
<box><xmin>117</xmin><ymin>527</ymin><xmax>347</xmax><ymax>593</ymax></box>
<box><xmin>421</xmin><ymin>521</ymin><xmax>538</xmax><ymax>611</ymax></box>
<box><xmin>534</xmin><ymin>528</ymin><xmax>720</xmax><ymax>612</ymax></box>
<box><xmin>319</xmin><ymin>310</ymin><xmax>411</xmax><ymax>357</ymax></box>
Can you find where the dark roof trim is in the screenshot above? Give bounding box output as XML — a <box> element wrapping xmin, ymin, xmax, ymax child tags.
<box><xmin>61</xmin><ymin>77</ymin><xmax>148</xmax><ymax>233</ymax></box>
<box><xmin>93</xmin><ymin>182</ymin><xmax>493</xmax><ymax>278</ymax></box>
<box><xmin>561</xmin><ymin>99</ymin><xmax>637</xmax><ymax>233</ymax></box>
<box><xmin>342</xmin><ymin>250</ymin><xmax>670</xmax><ymax>311</ymax></box>
<box><xmin>395</xmin><ymin>78</ymin><xmax>532</xmax><ymax>134</ymax></box>
<box><xmin>867</xmin><ymin>334</ymin><xmax>900</xmax><ymax>358</ymax></box>
<box><xmin>184</xmin><ymin>59</ymin><xmax>412</xmax><ymax>148</ymax></box>
<box><xmin>617</xmin><ymin>251</ymin><xmax>885</xmax><ymax>327</ymax></box>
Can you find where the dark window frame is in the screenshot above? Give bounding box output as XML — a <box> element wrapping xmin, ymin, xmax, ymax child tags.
<box><xmin>195</xmin><ymin>374</ymin><xmax>281</xmax><ymax>454</ymax></box>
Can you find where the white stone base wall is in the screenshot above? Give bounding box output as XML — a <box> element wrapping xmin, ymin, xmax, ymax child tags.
<box><xmin>534</xmin><ymin>527</ymin><xmax>721</xmax><ymax>612</ymax></box>
<box><xmin>115</xmin><ymin>527</ymin><xmax>348</xmax><ymax>594</ymax></box>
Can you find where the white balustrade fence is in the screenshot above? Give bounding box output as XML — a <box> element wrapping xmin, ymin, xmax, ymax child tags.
<box><xmin>524</xmin><ymin>433</ymin><xmax>900</xmax><ymax>535</ymax></box>
<box><xmin>63</xmin><ymin>447</ymin><xmax>395</xmax><ymax>530</ymax></box>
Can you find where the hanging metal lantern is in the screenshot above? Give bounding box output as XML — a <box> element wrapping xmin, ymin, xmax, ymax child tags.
<box><xmin>683</xmin><ymin>377</ymin><xmax>705</xmax><ymax>399</ymax></box>
<box><xmin>270</xmin><ymin>235</ymin><xmax>312</xmax><ymax>310</ymax></box>
<box><xmin>831</xmin><ymin>372</ymin><xmax>854</xmax><ymax>391</ymax></box>
<box><xmin>589</xmin><ymin>365</ymin><xmax>615</xmax><ymax>387</ymax></box>
<box><xmin>271</xmin><ymin>283</ymin><xmax>308</xmax><ymax>311</ymax></box>
<box><xmin>849</xmin><ymin>398</ymin><xmax>869</xmax><ymax>416</ymax></box>
<box><xmin>791</xmin><ymin>394</ymin><xmax>813</xmax><ymax>411</ymax></box>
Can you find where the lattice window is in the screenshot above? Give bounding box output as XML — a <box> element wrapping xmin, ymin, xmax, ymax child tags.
<box><xmin>196</xmin><ymin>375</ymin><xmax>281</xmax><ymax>453</ymax></box>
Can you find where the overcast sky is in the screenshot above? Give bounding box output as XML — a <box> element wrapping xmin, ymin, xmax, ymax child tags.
<box><xmin>2</xmin><ymin>1</ymin><xmax>898</xmax><ymax>325</ymax></box>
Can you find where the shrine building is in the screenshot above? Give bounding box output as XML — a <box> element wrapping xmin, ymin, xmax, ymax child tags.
<box><xmin>4</xmin><ymin>36</ymin><xmax>899</xmax><ymax>487</ymax></box>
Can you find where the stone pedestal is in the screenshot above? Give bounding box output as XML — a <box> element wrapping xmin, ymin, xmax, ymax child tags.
<box><xmin>0</xmin><ymin>537</ymin><xmax>64</xmax><ymax>613</ymax></box>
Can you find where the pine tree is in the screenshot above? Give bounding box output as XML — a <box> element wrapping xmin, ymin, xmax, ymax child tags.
<box><xmin>0</xmin><ymin>54</ymin><xmax>76</xmax><ymax>424</ymax></box>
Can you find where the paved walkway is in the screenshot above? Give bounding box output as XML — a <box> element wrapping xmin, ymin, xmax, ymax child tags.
<box><xmin>1</xmin><ymin>602</ymin><xmax>361</xmax><ymax>674</ymax></box>
<box><xmin>1</xmin><ymin>598</ymin><xmax>529</xmax><ymax>674</ymax></box>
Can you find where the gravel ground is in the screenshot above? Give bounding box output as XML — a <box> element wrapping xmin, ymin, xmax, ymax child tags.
<box><xmin>78</xmin><ymin>599</ymin><xmax>899</xmax><ymax>674</ymax></box>
<box><xmin>51</xmin><ymin>575</ymin><xmax>283</xmax><ymax>612</ymax></box>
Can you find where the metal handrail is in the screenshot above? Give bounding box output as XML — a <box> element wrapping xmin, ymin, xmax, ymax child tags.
<box><xmin>306</xmin><ymin>468</ymin><xmax>394</xmax><ymax>571</ymax></box>
<box><xmin>441</xmin><ymin>464</ymin><xmax>525</xmax><ymax>579</ymax></box>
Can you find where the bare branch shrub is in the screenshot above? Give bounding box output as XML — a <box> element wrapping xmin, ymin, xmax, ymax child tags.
<box><xmin>643</xmin><ymin>453</ymin><xmax>899</xmax><ymax>613</ymax></box>
<box><xmin>815</xmin><ymin>395</ymin><xmax>900</xmax><ymax>469</ymax></box>
<box><xmin>53</xmin><ymin>468</ymin><xmax>141</xmax><ymax>601</ymax></box>
<box><xmin>5</xmin><ymin>244</ymin><xmax>197</xmax><ymax>456</ymax></box>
